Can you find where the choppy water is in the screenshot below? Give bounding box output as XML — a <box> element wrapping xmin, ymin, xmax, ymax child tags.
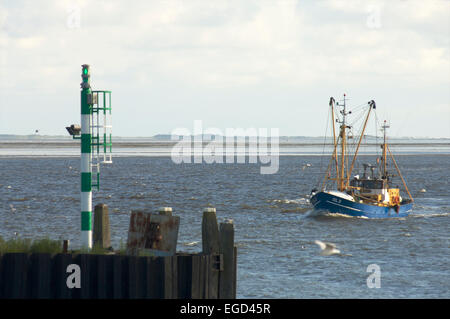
<box><xmin>0</xmin><ymin>153</ymin><xmax>449</xmax><ymax>298</ymax></box>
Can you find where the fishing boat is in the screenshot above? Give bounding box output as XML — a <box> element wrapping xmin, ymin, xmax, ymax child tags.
<box><xmin>310</xmin><ymin>94</ymin><xmax>414</xmax><ymax>218</ymax></box>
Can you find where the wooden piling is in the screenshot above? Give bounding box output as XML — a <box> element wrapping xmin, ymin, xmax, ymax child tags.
<box><xmin>158</xmin><ymin>207</ymin><xmax>172</xmax><ymax>216</ymax></box>
<box><xmin>219</xmin><ymin>221</ymin><xmax>235</xmax><ymax>299</ymax></box>
<box><xmin>127</xmin><ymin>210</ymin><xmax>180</xmax><ymax>256</ymax></box>
<box><xmin>94</xmin><ymin>203</ymin><xmax>111</xmax><ymax>249</ymax></box>
<box><xmin>202</xmin><ymin>208</ymin><xmax>220</xmax><ymax>255</ymax></box>
<box><xmin>201</xmin><ymin>207</ymin><xmax>220</xmax><ymax>299</ymax></box>
<box><xmin>62</xmin><ymin>240</ymin><xmax>69</xmax><ymax>253</ymax></box>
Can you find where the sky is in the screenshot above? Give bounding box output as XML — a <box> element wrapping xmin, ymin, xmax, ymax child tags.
<box><xmin>0</xmin><ymin>0</ymin><xmax>449</xmax><ymax>138</ymax></box>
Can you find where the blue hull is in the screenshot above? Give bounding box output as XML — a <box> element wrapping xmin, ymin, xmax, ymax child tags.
<box><xmin>310</xmin><ymin>191</ymin><xmax>412</xmax><ymax>218</ymax></box>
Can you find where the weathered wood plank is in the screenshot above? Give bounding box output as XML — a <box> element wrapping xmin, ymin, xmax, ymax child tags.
<box><xmin>164</xmin><ymin>256</ymin><xmax>178</xmax><ymax>299</ymax></box>
<box><xmin>219</xmin><ymin>222</ymin><xmax>235</xmax><ymax>299</ymax></box>
<box><xmin>127</xmin><ymin>256</ymin><xmax>140</xmax><ymax>299</ymax></box>
<box><xmin>73</xmin><ymin>254</ymin><xmax>93</xmax><ymax>299</ymax></box>
<box><xmin>96</xmin><ymin>254</ymin><xmax>113</xmax><ymax>299</ymax></box>
<box><xmin>29</xmin><ymin>253</ymin><xmax>52</xmax><ymax>299</ymax></box>
<box><xmin>177</xmin><ymin>254</ymin><xmax>192</xmax><ymax>298</ymax></box>
<box><xmin>0</xmin><ymin>254</ymin><xmax>3</xmax><ymax>299</ymax></box>
<box><xmin>190</xmin><ymin>254</ymin><xmax>201</xmax><ymax>299</ymax></box>
<box><xmin>137</xmin><ymin>256</ymin><xmax>149</xmax><ymax>298</ymax></box>
<box><xmin>1</xmin><ymin>253</ymin><xmax>30</xmax><ymax>299</ymax></box>
<box><xmin>89</xmin><ymin>254</ymin><xmax>99</xmax><ymax>298</ymax></box>
<box><xmin>202</xmin><ymin>254</ymin><xmax>209</xmax><ymax>299</ymax></box>
<box><xmin>208</xmin><ymin>254</ymin><xmax>220</xmax><ymax>299</ymax></box>
<box><xmin>52</xmin><ymin>253</ymin><xmax>74</xmax><ymax>299</ymax></box>
<box><xmin>233</xmin><ymin>246</ymin><xmax>237</xmax><ymax>299</ymax></box>
<box><xmin>146</xmin><ymin>256</ymin><xmax>164</xmax><ymax>298</ymax></box>
<box><xmin>112</xmin><ymin>255</ymin><xmax>125</xmax><ymax>299</ymax></box>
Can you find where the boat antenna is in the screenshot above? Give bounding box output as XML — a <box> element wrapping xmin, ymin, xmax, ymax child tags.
<box><xmin>381</xmin><ymin>120</ymin><xmax>390</xmax><ymax>179</ymax></box>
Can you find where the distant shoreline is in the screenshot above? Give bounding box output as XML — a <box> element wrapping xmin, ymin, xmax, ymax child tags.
<box><xmin>0</xmin><ymin>141</ymin><xmax>449</xmax><ymax>148</ymax></box>
<box><xmin>1</xmin><ymin>134</ymin><xmax>450</xmax><ymax>141</ymax></box>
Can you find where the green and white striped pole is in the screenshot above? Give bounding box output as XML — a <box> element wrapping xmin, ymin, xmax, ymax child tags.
<box><xmin>80</xmin><ymin>64</ymin><xmax>92</xmax><ymax>249</ymax></box>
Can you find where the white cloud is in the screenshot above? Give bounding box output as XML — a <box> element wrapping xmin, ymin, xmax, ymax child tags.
<box><xmin>0</xmin><ymin>0</ymin><xmax>449</xmax><ymax>137</ymax></box>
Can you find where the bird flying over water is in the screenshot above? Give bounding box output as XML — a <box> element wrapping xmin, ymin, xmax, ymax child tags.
<box><xmin>314</xmin><ymin>240</ymin><xmax>340</xmax><ymax>256</ymax></box>
<box><xmin>183</xmin><ymin>241</ymin><xmax>199</xmax><ymax>247</ymax></box>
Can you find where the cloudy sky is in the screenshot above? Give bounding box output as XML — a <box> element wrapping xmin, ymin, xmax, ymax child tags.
<box><xmin>0</xmin><ymin>0</ymin><xmax>449</xmax><ymax>137</ymax></box>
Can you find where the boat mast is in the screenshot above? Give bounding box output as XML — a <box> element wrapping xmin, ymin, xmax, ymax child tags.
<box><xmin>320</xmin><ymin>97</ymin><xmax>340</xmax><ymax>190</ymax></box>
<box><xmin>381</xmin><ymin>120</ymin><xmax>389</xmax><ymax>179</ymax></box>
<box><xmin>338</xmin><ymin>94</ymin><xmax>348</xmax><ymax>191</ymax></box>
<box><xmin>330</xmin><ymin>97</ymin><xmax>339</xmax><ymax>181</ymax></box>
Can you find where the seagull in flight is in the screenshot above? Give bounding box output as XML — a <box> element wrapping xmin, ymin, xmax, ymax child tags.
<box><xmin>183</xmin><ymin>241</ymin><xmax>199</xmax><ymax>247</ymax></box>
<box><xmin>314</xmin><ymin>240</ymin><xmax>341</xmax><ymax>256</ymax></box>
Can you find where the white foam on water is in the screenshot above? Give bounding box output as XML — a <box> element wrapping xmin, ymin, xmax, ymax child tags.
<box><xmin>271</xmin><ymin>198</ymin><xmax>310</xmax><ymax>205</ymax></box>
<box><xmin>410</xmin><ymin>211</ymin><xmax>450</xmax><ymax>218</ymax></box>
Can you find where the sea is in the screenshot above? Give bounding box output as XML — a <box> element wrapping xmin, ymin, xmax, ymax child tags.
<box><xmin>0</xmin><ymin>137</ymin><xmax>449</xmax><ymax>298</ymax></box>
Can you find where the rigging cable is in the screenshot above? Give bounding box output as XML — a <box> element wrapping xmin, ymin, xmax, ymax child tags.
<box><xmin>317</xmin><ymin>101</ymin><xmax>331</xmax><ymax>189</ymax></box>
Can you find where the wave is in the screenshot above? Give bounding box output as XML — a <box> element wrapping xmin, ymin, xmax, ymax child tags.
<box><xmin>410</xmin><ymin>211</ymin><xmax>450</xmax><ymax>218</ymax></box>
<box><xmin>305</xmin><ymin>209</ymin><xmax>368</xmax><ymax>219</ymax></box>
<box><xmin>307</xmin><ymin>210</ymin><xmax>449</xmax><ymax>220</ymax></box>
<box><xmin>240</xmin><ymin>204</ymin><xmax>257</xmax><ymax>209</ymax></box>
<box><xmin>10</xmin><ymin>197</ymin><xmax>31</xmax><ymax>202</ymax></box>
<box><xmin>270</xmin><ymin>198</ymin><xmax>310</xmax><ymax>205</ymax></box>
<box><xmin>129</xmin><ymin>193</ymin><xmax>147</xmax><ymax>199</ymax></box>
<box><xmin>280</xmin><ymin>207</ymin><xmax>310</xmax><ymax>214</ymax></box>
